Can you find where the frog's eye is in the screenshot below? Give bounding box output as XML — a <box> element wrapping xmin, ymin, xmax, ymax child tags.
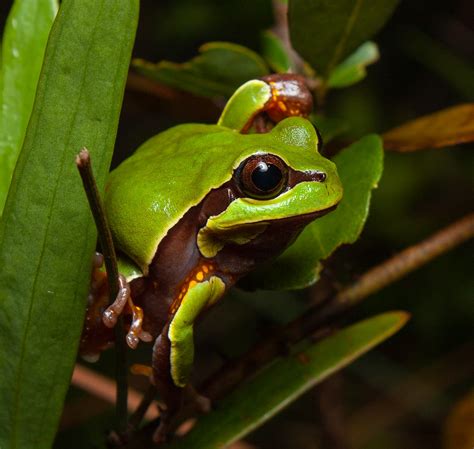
<box><xmin>237</xmin><ymin>154</ymin><xmax>288</xmax><ymax>199</ymax></box>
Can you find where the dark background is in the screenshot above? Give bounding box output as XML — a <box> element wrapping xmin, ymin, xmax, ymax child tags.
<box><xmin>1</xmin><ymin>1</ymin><xmax>473</xmax><ymax>448</ymax></box>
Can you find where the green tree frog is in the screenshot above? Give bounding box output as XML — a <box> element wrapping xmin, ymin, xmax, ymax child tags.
<box><xmin>79</xmin><ymin>75</ymin><xmax>343</xmax><ymax>439</ymax></box>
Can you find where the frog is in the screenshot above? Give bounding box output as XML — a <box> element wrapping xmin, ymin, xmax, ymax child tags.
<box><xmin>79</xmin><ymin>74</ymin><xmax>343</xmax><ymax>440</ymax></box>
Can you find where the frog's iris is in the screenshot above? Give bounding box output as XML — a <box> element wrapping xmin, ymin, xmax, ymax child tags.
<box><xmin>237</xmin><ymin>154</ymin><xmax>287</xmax><ymax>199</ymax></box>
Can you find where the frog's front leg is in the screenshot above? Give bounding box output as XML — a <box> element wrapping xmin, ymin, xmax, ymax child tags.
<box><xmin>80</xmin><ymin>253</ymin><xmax>152</xmax><ymax>361</ymax></box>
<box><xmin>102</xmin><ymin>273</ymin><xmax>152</xmax><ymax>348</ymax></box>
<box><xmin>151</xmin><ymin>275</ymin><xmax>226</xmax><ymax>442</ymax></box>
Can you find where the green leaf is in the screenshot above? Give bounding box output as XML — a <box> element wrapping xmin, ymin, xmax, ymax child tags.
<box><xmin>289</xmin><ymin>0</ymin><xmax>399</xmax><ymax>75</ymax></box>
<box><xmin>310</xmin><ymin>113</ymin><xmax>349</xmax><ymax>143</ymax></box>
<box><xmin>0</xmin><ymin>0</ymin><xmax>58</xmax><ymax>215</ymax></box>
<box><xmin>132</xmin><ymin>42</ymin><xmax>270</xmax><ymax>98</ymax></box>
<box><xmin>327</xmin><ymin>41</ymin><xmax>379</xmax><ymax>88</ymax></box>
<box><xmin>260</xmin><ymin>30</ymin><xmax>292</xmax><ymax>73</ymax></box>
<box><xmin>245</xmin><ymin>134</ymin><xmax>384</xmax><ymax>290</ymax></box>
<box><xmin>0</xmin><ymin>1</ymin><xmax>138</xmax><ymax>448</ymax></box>
<box><xmin>166</xmin><ymin>311</ymin><xmax>409</xmax><ymax>449</ymax></box>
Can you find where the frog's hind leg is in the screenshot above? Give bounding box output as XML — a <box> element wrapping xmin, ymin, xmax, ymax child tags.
<box><xmin>150</xmin><ymin>275</ymin><xmax>226</xmax><ymax>442</ymax></box>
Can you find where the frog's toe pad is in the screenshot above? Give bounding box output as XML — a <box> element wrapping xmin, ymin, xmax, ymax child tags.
<box><xmin>126</xmin><ymin>333</ymin><xmax>139</xmax><ymax>349</ymax></box>
<box><xmin>102</xmin><ymin>308</ymin><xmax>118</xmax><ymax>328</ymax></box>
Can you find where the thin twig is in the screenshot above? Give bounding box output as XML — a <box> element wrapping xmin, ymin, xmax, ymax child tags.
<box><xmin>128</xmin><ymin>384</ymin><xmax>159</xmax><ymax>431</ymax></box>
<box><xmin>334</xmin><ymin>212</ymin><xmax>474</xmax><ymax>306</ymax></box>
<box><xmin>67</xmin><ymin>364</ymin><xmax>159</xmax><ymax>426</ymax></box>
<box><xmin>76</xmin><ymin>148</ymin><xmax>129</xmax><ymax>433</ymax></box>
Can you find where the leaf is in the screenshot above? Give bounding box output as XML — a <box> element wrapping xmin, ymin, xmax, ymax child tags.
<box><xmin>0</xmin><ymin>0</ymin><xmax>58</xmax><ymax>215</ymax></box>
<box><xmin>289</xmin><ymin>0</ymin><xmax>399</xmax><ymax>75</ymax></box>
<box><xmin>166</xmin><ymin>311</ymin><xmax>409</xmax><ymax>449</ymax></box>
<box><xmin>383</xmin><ymin>103</ymin><xmax>474</xmax><ymax>152</ymax></box>
<box><xmin>327</xmin><ymin>41</ymin><xmax>379</xmax><ymax>88</ymax></box>
<box><xmin>310</xmin><ymin>113</ymin><xmax>349</xmax><ymax>143</ymax></box>
<box><xmin>244</xmin><ymin>134</ymin><xmax>384</xmax><ymax>290</ymax></box>
<box><xmin>0</xmin><ymin>1</ymin><xmax>138</xmax><ymax>448</ymax></box>
<box><xmin>132</xmin><ymin>42</ymin><xmax>270</xmax><ymax>98</ymax></box>
<box><xmin>260</xmin><ymin>30</ymin><xmax>292</xmax><ymax>73</ymax></box>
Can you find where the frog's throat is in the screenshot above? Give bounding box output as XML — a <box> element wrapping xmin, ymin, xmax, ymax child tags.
<box><xmin>197</xmin><ymin>180</ymin><xmax>343</xmax><ymax>258</ymax></box>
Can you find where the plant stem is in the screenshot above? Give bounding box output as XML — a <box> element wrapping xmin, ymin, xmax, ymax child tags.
<box><xmin>76</xmin><ymin>148</ymin><xmax>128</xmax><ymax>433</ymax></box>
<box><xmin>335</xmin><ymin>212</ymin><xmax>474</xmax><ymax>305</ymax></box>
<box><xmin>128</xmin><ymin>384</ymin><xmax>158</xmax><ymax>431</ymax></box>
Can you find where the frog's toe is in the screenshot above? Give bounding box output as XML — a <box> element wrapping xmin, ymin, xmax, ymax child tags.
<box><xmin>126</xmin><ymin>333</ymin><xmax>140</xmax><ymax>349</ymax></box>
<box><xmin>125</xmin><ymin>303</ymin><xmax>153</xmax><ymax>349</ymax></box>
<box><xmin>102</xmin><ymin>274</ymin><xmax>131</xmax><ymax>328</ymax></box>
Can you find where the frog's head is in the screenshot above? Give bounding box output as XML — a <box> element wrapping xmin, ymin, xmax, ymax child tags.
<box><xmin>197</xmin><ymin>117</ymin><xmax>343</xmax><ymax>258</ymax></box>
<box><xmin>105</xmin><ymin>115</ymin><xmax>342</xmax><ymax>275</ymax></box>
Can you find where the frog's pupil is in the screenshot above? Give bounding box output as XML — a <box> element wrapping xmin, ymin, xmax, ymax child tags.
<box><xmin>251</xmin><ymin>162</ymin><xmax>282</xmax><ymax>192</ymax></box>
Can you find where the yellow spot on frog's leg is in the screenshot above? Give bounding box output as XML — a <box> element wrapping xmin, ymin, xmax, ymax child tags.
<box><xmin>196</xmin><ymin>271</ymin><xmax>204</xmax><ymax>281</ymax></box>
<box><xmin>202</xmin><ymin>265</ymin><xmax>209</xmax><ymax>273</ymax></box>
<box><xmin>278</xmin><ymin>101</ymin><xmax>288</xmax><ymax>111</ymax></box>
<box><xmin>188</xmin><ymin>280</ymin><xmax>197</xmax><ymax>289</ymax></box>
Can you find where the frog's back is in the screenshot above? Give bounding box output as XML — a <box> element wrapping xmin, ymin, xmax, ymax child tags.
<box><xmin>105</xmin><ymin>124</ymin><xmax>243</xmax><ymax>273</ymax></box>
<box><xmin>105</xmin><ymin>119</ymin><xmax>337</xmax><ymax>274</ymax></box>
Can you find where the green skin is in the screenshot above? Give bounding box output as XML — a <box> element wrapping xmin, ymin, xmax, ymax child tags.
<box><xmin>93</xmin><ymin>80</ymin><xmax>342</xmax><ymax>417</ymax></box>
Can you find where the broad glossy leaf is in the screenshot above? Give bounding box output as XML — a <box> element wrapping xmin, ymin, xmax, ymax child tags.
<box><xmin>132</xmin><ymin>42</ymin><xmax>270</xmax><ymax>98</ymax></box>
<box><xmin>383</xmin><ymin>103</ymin><xmax>474</xmax><ymax>152</ymax></box>
<box><xmin>0</xmin><ymin>0</ymin><xmax>58</xmax><ymax>214</ymax></box>
<box><xmin>245</xmin><ymin>134</ymin><xmax>383</xmax><ymax>290</ymax></box>
<box><xmin>0</xmin><ymin>1</ymin><xmax>138</xmax><ymax>448</ymax></box>
<box><xmin>260</xmin><ymin>30</ymin><xmax>292</xmax><ymax>73</ymax></box>
<box><xmin>166</xmin><ymin>311</ymin><xmax>409</xmax><ymax>449</ymax></box>
<box><xmin>327</xmin><ymin>41</ymin><xmax>379</xmax><ymax>88</ymax></box>
<box><xmin>289</xmin><ymin>0</ymin><xmax>399</xmax><ymax>75</ymax></box>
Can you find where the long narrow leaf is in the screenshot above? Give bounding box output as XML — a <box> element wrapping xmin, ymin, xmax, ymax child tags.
<box><xmin>166</xmin><ymin>311</ymin><xmax>409</xmax><ymax>449</ymax></box>
<box><xmin>0</xmin><ymin>1</ymin><xmax>139</xmax><ymax>448</ymax></box>
<box><xmin>0</xmin><ymin>0</ymin><xmax>58</xmax><ymax>214</ymax></box>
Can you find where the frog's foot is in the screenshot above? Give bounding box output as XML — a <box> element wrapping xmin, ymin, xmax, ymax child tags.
<box><xmin>126</xmin><ymin>302</ymin><xmax>153</xmax><ymax>349</ymax></box>
<box><xmin>102</xmin><ymin>274</ymin><xmax>152</xmax><ymax>349</ymax></box>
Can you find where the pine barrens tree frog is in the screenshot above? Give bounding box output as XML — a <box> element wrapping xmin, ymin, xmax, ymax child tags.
<box><xmin>80</xmin><ymin>75</ymin><xmax>343</xmax><ymax>438</ymax></box>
